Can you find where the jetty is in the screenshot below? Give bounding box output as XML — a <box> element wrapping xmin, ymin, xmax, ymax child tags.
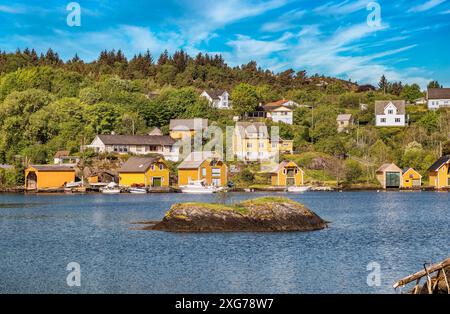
<box><xmin>393</xmin><ymin>257</ymin><xmax>450</xmax><ymax>294</ymax></box>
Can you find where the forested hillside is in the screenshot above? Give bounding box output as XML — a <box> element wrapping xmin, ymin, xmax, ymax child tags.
<box><xmin>0</xmin><ymin>48</ymin><xmax>448</xmax><ymax>187</ymax></box>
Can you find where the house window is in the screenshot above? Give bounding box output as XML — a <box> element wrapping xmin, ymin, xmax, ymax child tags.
<box><xmin>259</xmin><ymin>143</ymin><xmax>264</xmax><ymax>148</ymax></box>
<box><xmin>212</xmin><ymin>168</ymin><xmax>221</xmax><ymax>177</ymax></box>
<box><xmin>381</xmin><ymin>118</ymin><xmax>386</xmax><ymax>123</ymax></box>
<box><xmin>388</xmin><ymin>110</ymin><xmax>393</xmax><ymax>114</ymax></box>
<box><xmin>247</xmin><ymin>143</ymin><xmax>252</xmax><ymax>148</ymax></box>
<box><xmin>395</xmin><ymin>118</ymin><xmax>401</xmax><ymax>123</ymax></box>
<box><xmin>159</xmin><ymin>164</ymin><xmax>164</xmax><ymax>170</ymax></box>
<box><xmin>201</xmin><ymin>167</ymin><xmax>206</xmax><ymax>177</ymax></box>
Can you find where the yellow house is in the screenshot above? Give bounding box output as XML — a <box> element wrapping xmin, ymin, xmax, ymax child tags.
<box><xmin>178</xmin><ymin>151</ymin><xmax>227</xmax><ymax>187</ymax></box>
<box><xmin>269</xmin><ymin>161</ymin><xmax>304</xmax><ymax>187</ymax></box>
<box><xmin>401</xmin><ymin>167</ymin><xmax>422</xmax><ymax>189</ymax></box>
<box><xmin>169</xmin><ymin>118</ymin><xmax>208</xmax><ymax>140</ymax></box>
<box><xmin>118</xmin><ymin>157</ymin><xmax>170</xmax><ymax>187</ymax></box>
<box><xmin>428</xmin><ymin>156</ymin><xmax>450</xmax><ymax>189</ymax></box>
<box><xmin>270</xmin><ymin>136</ymin><xmax>294</xmax><ymax>155</ymax></box>
<box><xmin>25</xmin><ymin>165</ymin><xmax>76</xmax><ymax>189</ymax></box>
<box><xmin>376</xmin><ymin>163</ymin><xmax>403</xmax><ymax>189</ymax></box>
<box><xmin>232</xmin><ymin>122</ymin><xmax>292</xmax><ymax>160</ymax></box>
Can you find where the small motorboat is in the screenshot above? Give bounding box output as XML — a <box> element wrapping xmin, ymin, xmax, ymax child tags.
<box><xmin>64</xmin><ymin>181</ymin><xmax>85</xmax><ymax>193</ymax></box>
<box><xmin>180</xmin><ymin>180</ymin><xmax>224</xmax><ymax>194</ymax></box>
<box><xmin>129</xmin><ymin>187</ymin><xmax>147</xmax><ymax>194</ymax></box>
<box><xmin>287</xmin><ymin>186</ymin><xmax>311</xmax><ymax>193</ymax></box>
<box><xmin>101</xmin><ymin>182</ymin><xmax>121</xmax><ymax>194</ymax></box>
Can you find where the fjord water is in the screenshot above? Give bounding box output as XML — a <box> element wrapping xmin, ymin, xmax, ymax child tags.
<box><xmin>0</xmin><ymin>192</ymin><xmax>449</xmax><ymax>294</ymax></box>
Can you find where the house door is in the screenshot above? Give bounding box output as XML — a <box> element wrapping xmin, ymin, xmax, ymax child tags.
<box><xmin>152</xmin><ymin>177</ymin><xmax>162</xmax><ymax>187</ymax></box>
<box><xmin>26</xmin><ymin>172</ymin><xmax>37</xmax><ymax>189</ymax></box>
<box><xmin>385</xmin><ymin>172</ymin><xmax>400</xmax><ymax>188</ymax></box>
<box><xmin>286</xmin><ymin>178</ymin><xmax>296</xmax><ymax>187</ymax></box>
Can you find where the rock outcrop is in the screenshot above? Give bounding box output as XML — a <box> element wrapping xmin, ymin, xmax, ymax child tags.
<box><xmin>140</xmin><ymin>197</ymin><xmax>328</xmax><ymax>232</ymax></box>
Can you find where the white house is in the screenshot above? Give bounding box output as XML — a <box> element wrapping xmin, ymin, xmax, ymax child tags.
<box><xmin>85</xmin><ymin>134</ymin><xmax>180</xmax><ymax>162</ymax></box>
<box><xmin>200</xmin><ymin>90</ymin><xmax>231</xmax><ymax>109</ymax></box>
<box><xmin>53</xmin><ymin>150</ymin><xmax>80</xmax><ymax>165</ymax></box>
<box><xmin>427</xmin><ymin>88</ymin><xmax>450</xmax><ymax>110</ymax></box>
<box><xmin>263</xmin><ymin>103</ymin><xmax>293</xmax><ymax>125</ymax></box>
<box><xmin>375</xmin><ymin>100</ymin><xmax>406</xmax><ymax>127</ymax></box>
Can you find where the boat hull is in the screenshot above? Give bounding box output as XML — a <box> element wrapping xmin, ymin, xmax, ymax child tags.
<box><xmin>101</xmin><ymin>189</ymin><xmax>121</xmax><ymax>194</ymax></box>
<box><xmin>287</xmin><ymin>186</ymin><xmax>311</xmax><ymax>193</ymax></box>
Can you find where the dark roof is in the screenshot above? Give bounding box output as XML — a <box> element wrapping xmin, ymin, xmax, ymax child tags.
<box><xmin>118</xmin><ymin>157</ymin><xmax>162</xmax><ymax>173</ymax></box>
<box><xmin>428</xmin><ymin>88</ymin><xmax>450</xmax><ymax>99</ymax></box>
<box><xmin>428</xmin><ymin>156</ymin><xmax>450</xmax><ymax>172</ymax></box>
<box><xmin>97</xmin><ymin>135</ymin><xmax>175</xmax><ymax>146</ymax></box>
<box><xmin>375</xmin><ymin>100</ymin><xmax>406</xmax><ymax>115</ymax></box>
<box><xmin>203</xmin><ymin>90</ymin><xmax>227</xmax><ymax>99</ymax></box>
<box><xmin>169</xmin><ymin>119</ymin><xmax>208</xmax><ymax>131</ymax></box>
<box><xmin>30</xmin><ymin>165</ymin><xmax>75</xmax><ymax>171</ymax></box>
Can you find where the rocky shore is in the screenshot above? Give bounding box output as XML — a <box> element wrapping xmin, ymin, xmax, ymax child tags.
<box><xmin>139</xmin><ymin>196</ymin><xmax>328</xmax><ymax>232</ymax></box>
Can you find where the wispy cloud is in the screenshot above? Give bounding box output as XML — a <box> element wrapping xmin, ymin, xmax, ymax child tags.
<box><xmin>0</xmin><ymin>4</ymin><xmax>25</xmax><ymax>14</ymax></box>
<box><xmin>261</xmin><ymin>9</ymin><xmax>306</xmax><ymax>32</ymax></box>
<box><xmin>176</xmin><ymin>0</ymin><xmax>289</xmax><ymax>43</ymax></box>
<box><xmin>313</xmin><ymin>0</ymin><xmax>369</xmax><ymax>15</ymax></box>
<box><xmin>284</xmin><ymin>23</ymin><xmax>430</xmax><ymax>87</ymax></box>
<box><xmin>408</xmin><ymin>0</ymin><xmax>447</xmax><ymax>12</ymax></box>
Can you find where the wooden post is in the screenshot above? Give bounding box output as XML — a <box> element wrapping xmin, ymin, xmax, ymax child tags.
<box><xmin>393</xmin><ymin>258</ymin><xmax>450</xmax><ymax>289</ymax></box>
<box><xmin>442</xmin><ymin>268</ymin><xmax>450</xmax><ymax>294</ymax></box>
<box><xmin>423</xmin><ymin>264</ymin><xmax>433</xmax><ymax>294</ymax></box>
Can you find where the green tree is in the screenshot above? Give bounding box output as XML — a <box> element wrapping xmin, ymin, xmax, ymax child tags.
<box><xmin>231</xmin><ymin>83</ymin><xmax>259</xmax><ymax>116</ymax></box>
<box><xmin>428</xmin><ymin>81</ymin><xmax>442</xmax><ymax>89</ymax></box>
<box><xmin>400</xmin><ymin>84</ymin><xmax>423</xmax><ymax>102</ymax></box>
<box><xmin>344</xmin><ymin>159</ymin><xmax>363</xmax><ymax>183</ymax></box>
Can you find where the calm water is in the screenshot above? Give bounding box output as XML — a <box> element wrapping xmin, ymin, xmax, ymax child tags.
<box><xmin>0</xmin><ymin>191</ymin><xmax>449</xmax><ymax>294</ymax></box>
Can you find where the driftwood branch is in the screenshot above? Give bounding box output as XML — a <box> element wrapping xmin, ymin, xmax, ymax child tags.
<box><xmin>393</xmin><ymin>258</ymin><xmax>450</xmax><ymax>289</ymax></box>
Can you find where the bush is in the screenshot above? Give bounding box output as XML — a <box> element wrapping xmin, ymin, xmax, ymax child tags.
<box><xmin>344</xmin><ymin>159</ymin><xmax>362</xmax><ymax>183</ymax></box>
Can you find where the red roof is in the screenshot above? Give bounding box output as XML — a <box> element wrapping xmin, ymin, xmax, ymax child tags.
<box><xmin>265</xmin><ymin>99</ymin><xmax>289</xmax><ymax>108</ymax></box>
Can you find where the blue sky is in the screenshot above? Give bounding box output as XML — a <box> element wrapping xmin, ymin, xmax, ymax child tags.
<box><xmin>0</xmin><ymin>0</ymin><xmax>449</xmax><ymax>88</ymax></box>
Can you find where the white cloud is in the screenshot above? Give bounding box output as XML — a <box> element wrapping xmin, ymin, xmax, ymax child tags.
<box><xmin>261</xmin><ymin>9</ymin><xmax>306</xmax><ymax>32</ymax></box>
<box><xmin>408</xmin><ymin>0</ymin><xmax>447</xmax><ymax>12</ymax></box>
<box><xmin>0</xmin><ymin>5</ymin><xmax>25</xmax><ymax>14</ymax></box>
<box><xmin>287</xmin><ymin>23</ymin><xmax>431</xmax><ymax>87</ymax></box>
<box><xmin>175</xmin><ymin>0</ymin><xmax>289</xmax><ymax>43</ymax></box>
<box><xmin>0</xmin><ymin>25</ymin><xmax>185</xmax><ymax>61</ymax></box>
<box><xmin>313</xmin><ymin>0</ymin><xmax>369</xmax><ymax>15</ymax></box>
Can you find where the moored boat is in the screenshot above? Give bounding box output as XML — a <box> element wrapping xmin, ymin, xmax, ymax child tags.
<box><xmin>101</xmin><ymin>182</ymin><xmax>121</xmax><ymax>194</ymax></box>
<box><xmin>129</xmin><ymin>187</ymin><xmax>147</xmax><ymax>194</ymax></box>
<box><xmin>287</xmin><ymin>186</ymin><xmax>311</xmax><ymax>193</ymax></box>
<box><xmin>179</xmin><ymin>180</ymin><xmax>224</xmax><ymax>194</ymax></box>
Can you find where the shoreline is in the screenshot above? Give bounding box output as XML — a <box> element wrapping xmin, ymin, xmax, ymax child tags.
<box><xmin>0</xmin><ymin>186</ymin><xmax>446</xmax><ymax>194</ymax></box>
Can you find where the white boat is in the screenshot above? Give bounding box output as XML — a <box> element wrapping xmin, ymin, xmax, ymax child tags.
<box><xmin>180</xmin><ymin>180</ymin><xmax>224</xmax><ymax>194</ymax></box>
<box><xmin>287</xmin><ymin>186</ymin><xmax>311</xmax><ymax>193</ymax></box>
<box><xmin>101</xmin><ymin>182</ymin><xmax>121</xmax><ymax>194</ymax></box>
<box><xmin>129</xmin><ymin>187</ymin><xmax>147</xmax><ymax>194</ymax></box>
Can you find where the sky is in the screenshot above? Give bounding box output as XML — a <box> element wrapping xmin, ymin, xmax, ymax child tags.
<box><xmin>0</xmin><ymin>0</ymin><xmax>449</xmax><ymax>88</ymax></box>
